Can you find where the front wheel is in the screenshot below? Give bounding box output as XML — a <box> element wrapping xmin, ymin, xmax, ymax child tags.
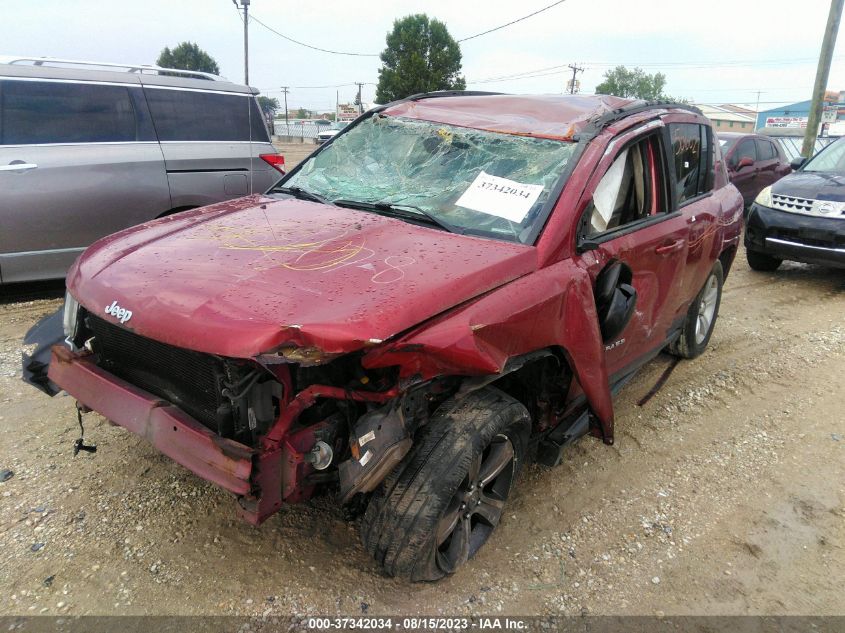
<box><xmin>668</xmin><ymin>260</ymin><xmax>723</xmax><ymax>359</ymax></box>
<box><xmin>360</xmin><ymin>387</ymin><xmax>530</xmax><ymax>581</ymax></box>
<box><xmin>746</xmin><ymin>249</ymin><xmax>782</xmax><ymax>272</ymax></box>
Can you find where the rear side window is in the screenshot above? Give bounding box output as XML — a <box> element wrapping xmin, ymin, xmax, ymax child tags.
<box><xmin>1</xmin><ymin>80</ymin><xmax>136</xmax><ymax>145</ymax></box>
<box><xmin>756</xmin><ymin>139</ymin><xmax>776</xmax><ymax>160</ymax></box>
<box><xmin>669</xmin><ymin>123</ymin><xmax>712</xmax><ymax>205</ymax></box>
<box><xmin>145</xmin><ymin>88</ymin><xmax>269</xmax><ymax>142</ymax></box>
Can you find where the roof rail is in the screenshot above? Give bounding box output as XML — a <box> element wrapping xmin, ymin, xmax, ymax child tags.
<box><xmin>0</xmin><ymin>56</ymin><xmax>226</xmax><ymax>81</ymax></box>
<box><xmin>590</xmin><ymin>99</ymin><xmax>703</xmax><ymax>131</ymax></box>
<box><xmin>404</xmin><ymin>90</ymin><xmax>505</xmax><ymax>101</ymax></box>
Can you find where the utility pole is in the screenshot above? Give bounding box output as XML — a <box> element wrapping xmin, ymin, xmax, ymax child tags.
<box><xmin>233</xmin><ymin>0</ymin><xmax>250</xmax><ymax>84</ymax></box>
<box><xmin>567</xmin><ymin>64</ymin><xmax>584</xmax><ymax>95</ymax></box>
<box><xmin>355</xmin><ymin>82</ymin><xmax>365</xmax><ymax>115</ymax></box>
<box><xmin>754</xmin><ymin>90</ymin><xmax>763</xmax><ymax>131</ymax></box>
<box><xmin>280</xmin><ymin>86</ymin><xmax>289</xmax><ymax>135</ymax></box>
<box><xmin>802</xmin><ymin>0</ymin><xmax>844</xmax><ymax>158</ymax></box>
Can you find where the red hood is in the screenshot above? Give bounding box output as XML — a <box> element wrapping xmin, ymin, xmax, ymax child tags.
<box><xmin>68</xmin><ymin>195</ymin><xmax>537</xmax><ymax>358</ymax></box>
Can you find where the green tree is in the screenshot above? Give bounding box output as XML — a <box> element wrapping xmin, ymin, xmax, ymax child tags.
<box><xmin>295</xmin><ymin>107</ymin><xmax>310</xmax><ymax>119</ymax></box>
<box><xmin>157</xmin><ymin>42</ymin><xmax>220</xmax><ymax>75</ymax></box>
<box><xmin>375</xmin><ymin>14</ymin><xmax>465</xmax><ymax>103</ymax></box>
<box><xmin>595</xmin><ymin>66</ymin><xmax>667</xmax><ymax>100</ymax></box>
<box><xmin>256</xmin><ymin>96</ymin><xmax>280</xmax><ymax>119</ymax></box>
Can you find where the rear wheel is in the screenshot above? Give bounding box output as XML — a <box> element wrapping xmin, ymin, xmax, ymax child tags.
<box><xmin>669</xmin><ymin>260</ymin><xmax>723</xmax><ymax>359</ymax></box>
<box><xmin>360</xmin><ymin>387</ymin><xmax>530</xmax><ymax>581</ymax></box>
<box><xmin>746</xmin><ymin>249</ymin><xmax>782</xmax><ymax>272</ymax></box>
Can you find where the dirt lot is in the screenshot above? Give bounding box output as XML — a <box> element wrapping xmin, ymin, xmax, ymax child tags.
<box><xmin>272</xmin><ymin>140</ymin><xmax>319</xmax><ymax>170</ymax></box>
<box><xmin>0</xmin><ymin>248</ymin><xmax>843</xmax><ymax>617</ymax></box>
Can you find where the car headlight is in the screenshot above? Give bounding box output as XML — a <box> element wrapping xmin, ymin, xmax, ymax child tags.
<box><xmin>63</xmin><ymin>292</ymin><xmax>80</xmax><ymax>339</ymax></box>
<box><xmin>755</xmin><ymin>185</ymin><xmax>773</xmax><ymax>208</ymax></box>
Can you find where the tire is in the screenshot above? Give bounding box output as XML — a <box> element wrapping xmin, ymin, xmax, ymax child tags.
<box><xmin>668</xmin><ymin>260</ymin><xmax>724</xmax><ymax>360</ymax></box>
<box><xmin>746</xmin><ymin>249</ymin><xmax>782</xmax><ymax>272</ymax></box>
<box><xmin>360</xmin><ymin>387</ymin><xmax>531</xmax><ymax>581</ymax></box>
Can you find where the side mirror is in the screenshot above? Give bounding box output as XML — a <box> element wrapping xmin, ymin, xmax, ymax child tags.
<box><xmin>594</xmin><ymin>261</ymin><xmax>638</xmax><ymax>343</ymax></box>
<box><xmin>790</xmin><ymin>156</ymin><xmax>807</xmax><ymax>171</ymax></box>
<box><xmin>737</xmin><ymin>157</ymin><xmax>754</xmax><ymax>170</ymax></box>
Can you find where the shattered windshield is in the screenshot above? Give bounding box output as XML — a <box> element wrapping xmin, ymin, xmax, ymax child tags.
<box><xmin>277</xmin><ymin>114</ymin><xmax>577</xmax><ymax>243</ymax></box>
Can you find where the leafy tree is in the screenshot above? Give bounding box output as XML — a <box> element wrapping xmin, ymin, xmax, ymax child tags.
<box><xmin>595</xmin><ymin>66</ymin><xmax>667</xmax><ymax>100</ymax></box>
<box><xmin>256</xmin><ymin>96</ymin><xmax>280</xmax><ymax>119</ymax></box>
<box><xmin>375</xmin><ymin>14</ymin><xmax>465</xmax><ymax>103</ymax></box>
<box><xmin>295</xmin><ymin>107</ymin><xmax>310</xmax><ymax>119</ymax></box>
<box><xmin>157</xmin><ymin>42</ymin><xmax>220</xmax><ymax>75</ymax></box>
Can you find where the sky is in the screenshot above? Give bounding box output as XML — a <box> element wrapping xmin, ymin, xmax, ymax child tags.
<box><xmin>2</xmin><ymin>0</ymin><xmax>843</xmax><ymax>114</ymax></box>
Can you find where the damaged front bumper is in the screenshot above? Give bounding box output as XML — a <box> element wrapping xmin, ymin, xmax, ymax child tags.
<box><xmin>48</xmin><ymin>345</ymin><xmax>256</xmax><ymax>497</ymax></box>
<box><xmin>21</xmin><ymin>310</ymin><xmax>65</xmax><ymax>396</ymax></box>
<box><xmin>22</xmin><ymin>310</ymin><xmax>411</xmax><ymax>525</ymax></box>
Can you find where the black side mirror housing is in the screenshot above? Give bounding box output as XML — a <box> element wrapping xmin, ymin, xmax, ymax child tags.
<box><xmin>594</xmin><ymin>261</ymin><xmax>638</xmax><ymax>343</ymax></box>
<box><xmin>790</xmin><ymin>156</ymin><xmax>807</xmax><ymax>171</ymax></box>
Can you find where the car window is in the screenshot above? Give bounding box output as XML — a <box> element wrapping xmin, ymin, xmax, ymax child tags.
<box><xmin>803</xmin><ymin>138</ymin><xmax>845</xmax><ymax>172</ymax></box>
<box><xmin>283</xmin><ymin>114</ymin><xmax>577</xmax><ymax>244</ymax></box>
<box><xmin>145</xmin><ymin>88</ymin><xmax>270</xmax><ymax>142</ymax></box>
<box><xmin>718</xmin><ymin>136</ymin><xmax>738</xmax><ymax>156</ymax></box>
<box><xmin>1</xmin><ymin>80</ymin><xmax>136</xmax><ymax>145</ymax></box>
<box><xmin>735</xmin><ymin>139</ymin><xmax>756</xmax><ymax>163</ymax></box>
<box><xmin>669</xmin><ymin>123</ymin><xmax>711</xmax><ymax>205</ymax></box>
<box><xmin>755</xmin><ymin>139</ymin><xmax>776</xmax><ymax>160</ymax></box>
<box><xmin>586</xmin><ymin>134</ymin><xmax>665</xmax><ymax>236</ymax></box>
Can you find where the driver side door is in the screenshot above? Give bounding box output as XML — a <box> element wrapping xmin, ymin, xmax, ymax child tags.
<box><xmin>575</xmin><ymin>123</ymin><xmax>691</xmax><ymax>378</ymax></box>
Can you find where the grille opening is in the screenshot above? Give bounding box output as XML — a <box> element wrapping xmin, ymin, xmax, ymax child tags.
<box><xmin>84</xmin><ymin>314</ymin><xmax>235</xmax><ymax>435</ymax></box>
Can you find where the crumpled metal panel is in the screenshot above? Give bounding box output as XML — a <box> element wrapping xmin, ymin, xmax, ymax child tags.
<box><xmin>363</xmin><ymin>258</ymin><xmax>615</xmax><ymax>441</ymax></box>
<box><xmin>384</xmin><ymin>94</ymin><xmax>636</xmax><ymax>140</ymax></box>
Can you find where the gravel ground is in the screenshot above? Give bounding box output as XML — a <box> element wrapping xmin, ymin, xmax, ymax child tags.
<box><xmin>0</xmin><ymin>248</ymin><xmax>843</xmax><ymax>617</ymax></box>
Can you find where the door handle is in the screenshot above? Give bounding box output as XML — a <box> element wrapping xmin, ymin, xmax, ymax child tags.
<box><xmin>0</xmin><ymin>162</ymin><xmax>38</xmax><ymax>172</ymax></box>
<box><xmin>655</xmin><ymin>239</ymin><xmax>685</xmax><ymax>255</ymax></box>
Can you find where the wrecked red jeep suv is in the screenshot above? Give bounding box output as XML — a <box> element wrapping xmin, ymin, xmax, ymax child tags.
<box><xmin>23</xmin><ymin>93</ymin><xmax>743</xmax><ymax>581</ymax></box>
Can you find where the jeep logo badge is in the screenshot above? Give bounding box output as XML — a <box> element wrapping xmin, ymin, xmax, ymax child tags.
<box><xmin>105</xmin><ymin>300</ymin><xmax>133</xmax><ymax>324</ymax></box>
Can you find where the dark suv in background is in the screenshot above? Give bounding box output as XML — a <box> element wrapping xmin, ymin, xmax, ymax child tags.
<box><xmin>745</xmin><ymin>135</ymin><xmax>845</xmax><ymax>270</ymax></box>
<box><xmin>0</xmin><ymin>56</ymin><xmax>285</xmax><ymax>283</ymax></box>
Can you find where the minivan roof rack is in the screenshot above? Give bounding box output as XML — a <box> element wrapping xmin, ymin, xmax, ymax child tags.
<box><xmin>0</xmin><ymin>56</ymin><xmax>226</xmax><ymax>81</ymax></box>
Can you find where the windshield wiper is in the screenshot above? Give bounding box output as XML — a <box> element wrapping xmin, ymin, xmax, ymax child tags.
<box><xmin>274</xmin><ymin>186</ymin><xmax>333</xmax><ymax>205</ymax></box>
<box><xmin>333</xmin><ymin>199</ymin><xmax>462</xmax><ymax>234</ymax></box>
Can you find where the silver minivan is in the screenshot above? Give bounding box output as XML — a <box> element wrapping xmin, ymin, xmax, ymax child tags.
<box><xmin>0</xmin><ymin>57</ymin><xmax>284</xmax><ymax>283</ymax></box>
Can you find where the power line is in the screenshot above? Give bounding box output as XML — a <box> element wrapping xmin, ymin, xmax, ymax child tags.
<box><xmin>249</xmin><ymin>13</ymin><xmax>379</xmax><ymax>56</ymax></box>
<box><xmin>467</xmin><ymin>55</ymin><xmax>845</xmax><ymax>85</ymax></box>
<box><xmin>457</xmin><ymin>0</ymin><xmax>569</xmax><ymax>43</ymax></box>
<box><xmin>248</xmin><ymin>1</ymin><xmax>573</xmax><ymax>56</ymax></box>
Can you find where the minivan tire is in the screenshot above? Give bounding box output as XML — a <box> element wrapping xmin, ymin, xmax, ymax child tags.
<box><xmin>360</xmin><ymin>387</ymin><xmax>530</xmax><ymax>581</ymax></box>
<box><xmin>746</xmin><ymin>249</ymin><xmax>782</xmax><ymax>272</ymax></box>
<box><xmin>668</xmin><ymin>260</ymin><xmax>723</xmax><ymax>360</ymax></box>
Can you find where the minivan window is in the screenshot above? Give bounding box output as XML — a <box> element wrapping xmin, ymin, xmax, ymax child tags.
<box><xmin>1</xmin><ymin>80</ymin><xmax>136</xmax><ymax>145</ymax></box>
<box><xmin>145</xmin><ymin>89</ymin><xmax>270</xmax><ymax>142</ymax></box>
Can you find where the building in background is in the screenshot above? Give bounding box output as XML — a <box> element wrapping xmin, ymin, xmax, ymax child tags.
<box><xmin>756</xmin><ymin>90</ymin><xmax>845</xmax><ymax>137</ymax></box>
<box><xmin>697</xmin><ymin>104</ymin><xmax>756</xmax><ymax>133</ymax></box>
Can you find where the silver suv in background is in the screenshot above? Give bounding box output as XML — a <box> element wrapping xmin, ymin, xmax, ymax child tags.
<box><xmin>0</xmin><ymin>56</ymin><xmax>285</xmax><ymax>283</ymax></box>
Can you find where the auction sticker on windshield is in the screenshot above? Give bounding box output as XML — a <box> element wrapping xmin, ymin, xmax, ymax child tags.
<box><xmin>456</xmin><ymin>171</ymin><xmax>544</xmax><ymax>223</ymax></box>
